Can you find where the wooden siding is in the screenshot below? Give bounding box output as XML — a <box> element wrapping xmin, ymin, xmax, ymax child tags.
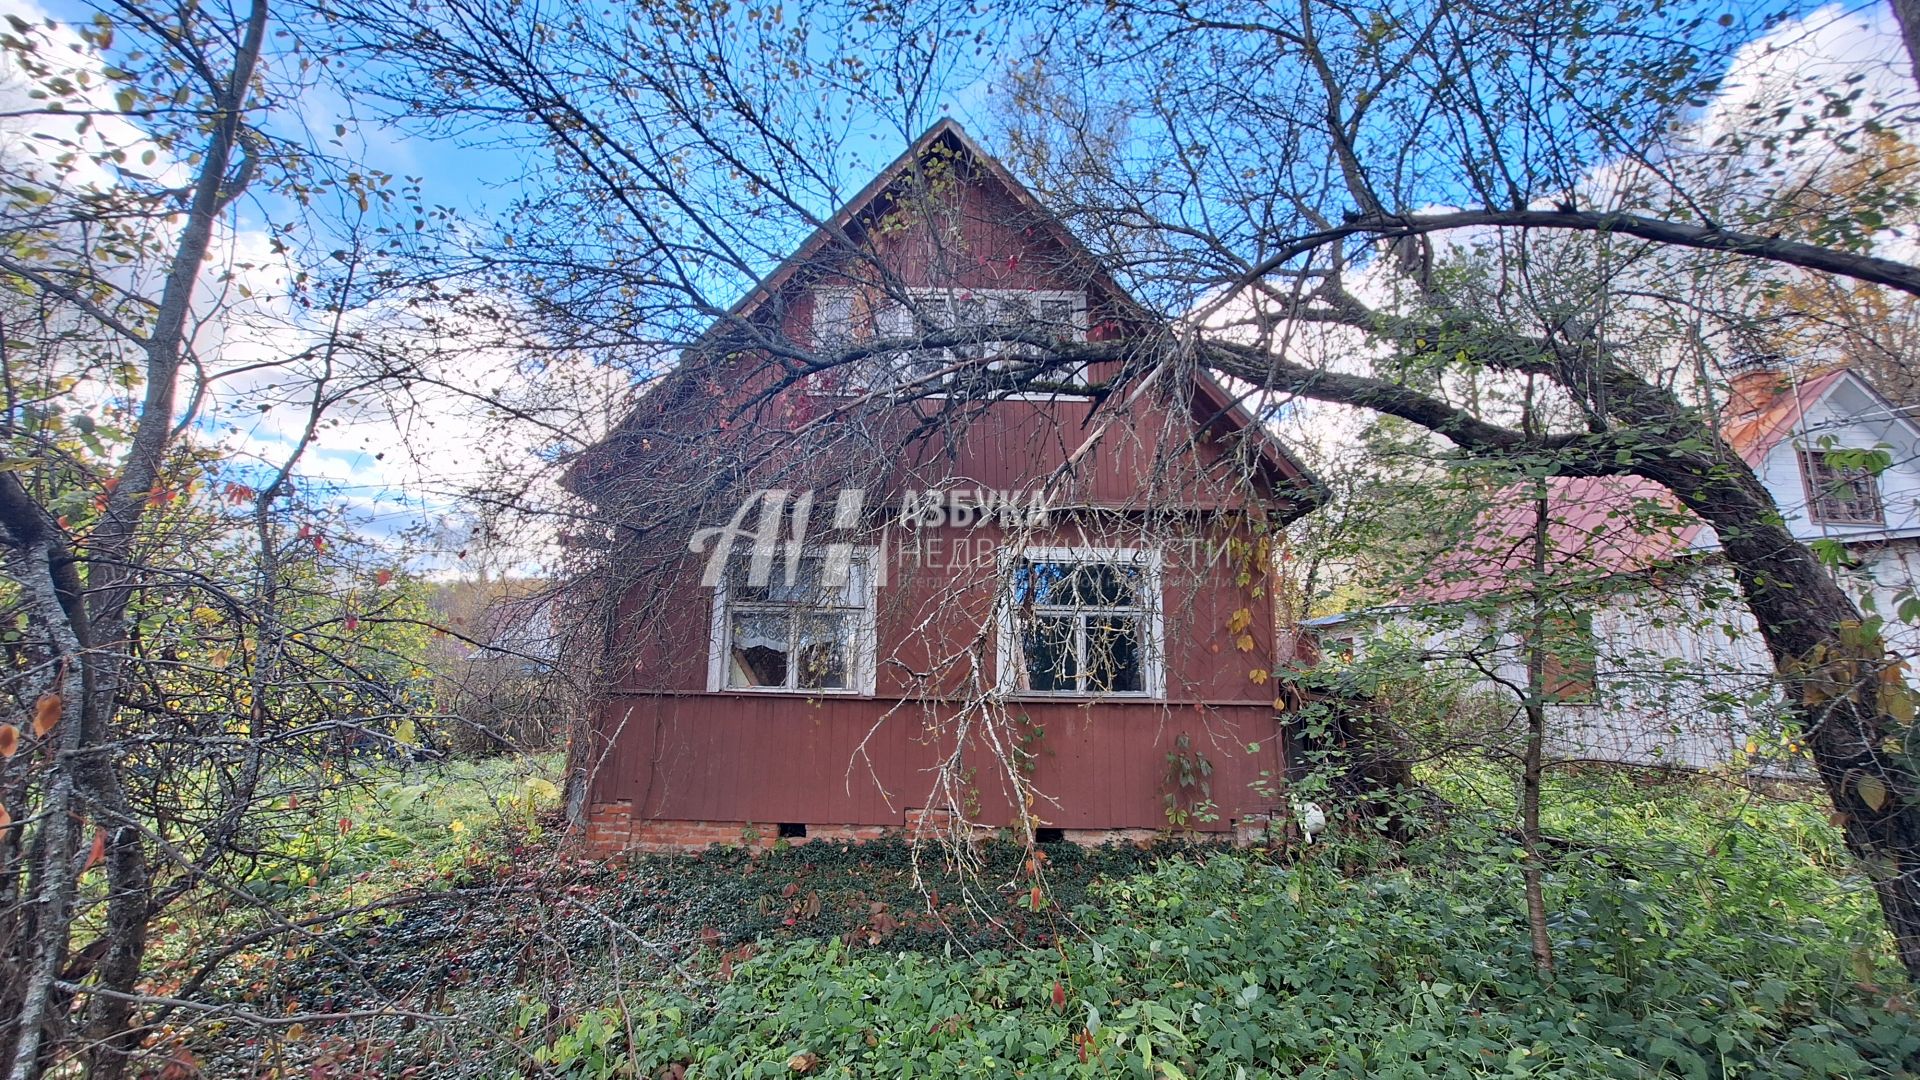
<box><xmin>588</xmin><ymin>695</ymin><xmax>1283</xmax><ymax>832</ymax></box>
<box><xmin>580</xmin><ymin>127</ymin><xmax>1303</xmax><ymax>836</ymax></box>
<box><xmin>592</xmin><ymin>507</ymin><xmax>1285</xmax><ymax>833</ymax></box>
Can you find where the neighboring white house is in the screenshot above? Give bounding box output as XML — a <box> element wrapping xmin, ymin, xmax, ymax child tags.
<box><xmin>1317</xmin><ymin>365</ymin><xmax>1920</xmax><ymax>770</ymax></box>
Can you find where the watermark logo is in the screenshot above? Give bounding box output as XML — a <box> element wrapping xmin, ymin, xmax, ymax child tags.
<box><xmin>689</xmin><ymin>486</ymin><xmax>1258</xmax><ymax>589</ymax></box>
<box><xmin>899</xmin><ymin>488</ymin><xmax>1051</xmax><ymax>530</ymax></box>
<box><xmin>690</xmin><ymin>488</ymin><xmax>867</xmax><ymax>588</ymax></box>
<box><xmin>689</xmin><ymin>487</ymin><xmax>1052</xmax><ymax>587</ymax></box>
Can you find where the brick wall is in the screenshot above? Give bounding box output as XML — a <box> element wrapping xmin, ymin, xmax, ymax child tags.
<box><xmin>579</xmin><ymin>804</ymin><xmax>1281</xmax><ymax>855</ymax></box>
<box><xmin>581</xmin><ymin>800</ymin><xmax>633</xmax><ymax>857</ymax></box>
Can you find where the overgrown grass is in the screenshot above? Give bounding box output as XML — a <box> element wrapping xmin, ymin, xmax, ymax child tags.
<box><xmin>179</xmin><ymin>761</ymin><xmax>1920</xmax><ymax>1079</ymax></box>
<box><xmin>242</xmin><ymin>751</ymin><xmax>566</xmax><ymax>903</ymax></box>
<box><xmin>146</xmin><ymin>754</ymin><xmax>566</xmax><ymax>1025</ymax></box>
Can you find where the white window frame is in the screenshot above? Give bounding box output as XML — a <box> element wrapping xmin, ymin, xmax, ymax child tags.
<box><xmin>810</xmin><ymin>287</ymin><xmax>1089</xmax><ymax>396</ymax></box>
<box><xmin>706</xmin><ymin>548</ymin><xmax>879</xmax><ymax>696</ymax></box>
<box><xmin>1799</xmin><ymin>446</ymin><xmax>1887</xmax><ymax>526</ymax></box>
<box><xmin>994</xmin><ymin>545</ymin><xmax>1165</xmax><ymax>699</ymax></box>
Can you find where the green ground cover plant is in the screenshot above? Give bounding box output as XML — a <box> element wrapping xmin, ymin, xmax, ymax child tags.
<box><xmin>163</xmin><ymin>760</ymin><xmax>1920</xmax><ymax>1079</ymax></box>
<box><xmin>520</xmin><ymin>813</ymin><xmax>1916</xmax><ymax>1079</ymax></box>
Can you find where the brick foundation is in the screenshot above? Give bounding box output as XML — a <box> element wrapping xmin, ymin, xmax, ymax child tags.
<box><xmin>1233</xmin><ymin>813</ymin><xmax>1276</xmax><ymax>847</ymax></box>
<box><xmin>580</xmin><ymin>805</ymin><xmax>1280</xmax><ymax>855</ymax></box>
<box><xmin>1060</xmin><ymin>827</ymin><xmax>1162</xmax><ymax>846</ymax></box>
<box><xmin>581</xmin><ymin>800</ymin><xmax>634</xmax><ymax>857</ymax></box>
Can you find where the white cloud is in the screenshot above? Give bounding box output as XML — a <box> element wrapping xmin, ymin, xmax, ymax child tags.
<box><xmin>0</xmin><ymin>0</ymin><xmax>626</xmax><ymax>578</ymax></box>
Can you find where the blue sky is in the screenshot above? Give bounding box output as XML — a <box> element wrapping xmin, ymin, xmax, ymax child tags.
<box><xmin>13</xmin><ymin>0</ymin><xmax>1909</xmax><ymax>573</ymax></box>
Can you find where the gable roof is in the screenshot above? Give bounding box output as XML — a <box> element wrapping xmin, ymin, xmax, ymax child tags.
<box><xmin>1720</xmin><ymin>366</ymin><xmax>1851</xmax><ymax>468</ymax></box>
<box><xmin>708</xmin><ymin>118</ymin><xmax>1151</xmax><ymax>340</ymax></box>
<box><xmin>1404</xmin><ymin>365</ymin><xmax>1870</xmax><ymax>606</ymax></box>
<box><xmin>569</xmin><ymin>120</ymin><xmax>1323</xmax><ymax>513</ymax></box>
<box><xmin>1408</xmin><ymin>476</ymin><xmax>1701</xmax><ymax>604</ymax></box>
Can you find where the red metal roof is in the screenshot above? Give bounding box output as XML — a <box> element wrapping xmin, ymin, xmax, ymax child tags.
<box><xmin>1406</xmin><ymin>368</ymin><xmax>1847</xmax><ymax>604</ymax></box>
<box><xmin>1409</xmin><ymin>475</ymin><xmax>1701</xmax><ymax>603</ymax></box>
<box><xmin>1721</xmin><ymin>366</ymin><xmax>1849</xmax><ymax>467</ymax></box>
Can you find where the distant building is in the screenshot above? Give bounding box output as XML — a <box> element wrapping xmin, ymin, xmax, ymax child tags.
<box><xmin>1320</xmin><ymin>365</ymin><xmax>1920</xmax><ymax>769</ymax></box>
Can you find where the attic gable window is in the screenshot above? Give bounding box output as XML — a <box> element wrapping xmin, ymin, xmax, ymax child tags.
<box><xmin>810</xmin><ymin>287</ymin><xmax>1087</xmax><ymax>393</ymax></box>
<box><xmin>996</xmin><ymin>547</ymin><xmax>1164</xmax><ymax>698</ymax></box>
<box><xmin>1801</xmin><ymin>448</ymin><xmax>1885</xmax><ymax>526</ymax></box>
<box><xmin>708</xmin><ymin>553</ymin><xmax>877</xmax><ymax>695</ymax></box>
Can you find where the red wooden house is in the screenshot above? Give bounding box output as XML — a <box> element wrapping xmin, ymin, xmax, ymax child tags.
<box><xmin>567</xmin><ymin>121</ymin><xmax>1324</xmax><ymax>852</ymax></box>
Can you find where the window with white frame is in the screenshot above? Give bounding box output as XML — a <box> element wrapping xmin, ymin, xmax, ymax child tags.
<box><xmin>811</xmin><ymin>287</ymin><xmax>1087</xmax><ymax>392</ymax></box>
<box><xmin>1801</xmin><ymin>447</ymin><xmax>1886</xmax><ymax>525</ymax></box>
<box><xmin>708</xmin><ymin>552</ymin><xmax>877</xmax><ymax>694</ymax></box>
<box><xmin>998</xmin><ymin>547</ymin><xmax>1162</xmax><ymax>697</ymax></box>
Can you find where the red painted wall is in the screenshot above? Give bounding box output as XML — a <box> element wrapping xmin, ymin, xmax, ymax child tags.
<box><xmin>579</xmin><ymin>142</ymin><xmax>1302</xmax><ymax>840</ymax></box>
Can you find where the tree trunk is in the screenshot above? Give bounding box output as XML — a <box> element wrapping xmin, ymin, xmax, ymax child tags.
<box><xmin>1893</xmin><ymin>0</ymin><xmax>1920</xmax><ymax>98</ymax></box>
<box><xmin>0</xmin><ymin>2</ymin><xmax>271</xmax><ymax>1072</ymax></box>
<box><xmin>1520</xmin><ymin>482</ymin><xmax>1555</xmax><ymax>982</ymax></box>
<box><xmin>4</xmin><ymin>544</ymin><xmax>89</xmax><ymax>1080</ymax></box>
<box><xmin>1644</xmin><ymin>455</ymin><xmax>1920</xmax><ymax>980</ymax></box>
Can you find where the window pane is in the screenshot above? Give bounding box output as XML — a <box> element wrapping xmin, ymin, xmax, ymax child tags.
<box><xmin>1036</xmin><ymin>297</ymin><xmax>1077</xmax><ymax>341</ymax></box>
<box><xmin>814</xmin><ymin>291</ymin><xmax>854</xmax><ymax>349</ymax></box>
<box><xmin>728</xmin><ymin>612</ymin><xmax>790</xmax><ymax>688</ymax></box>
<box><xmin>896</xmin><ymin>301</ymin><xmax>952</xmax><ymax>384</ymax></box>
<box><xmin>875</xmin><ymin>302</ymin><xmax>912</xmax><ymax>338</ymax></box>
<box><xmin>1015</xmin><ymin>558</ymin><xmax>1142</xmax><ymax>608</ymax></box>
<box><xmin>760</xmin><ymin>557</ymin><xmax>830</xmax><ymax>605</ymax></box>
<box><xmin>954</xmin><ymin>297</ymin><xmax>986</xmax><ymax>358</ymax></box>
<box><xmin>726</xmin><ymin>555</ymin><xmax>855</xmax><ymax>605</ymax></box>
<box><xmin>1015</xmin><ymin>561</ymin><xmax>1077</xmax><ymax>607</ymax></box>
<box><xmin>859</xmin><ymin>303</ymin><xmax>925</xmax><ymax>389</ymax></box>
<box><xmin>994</xmin><ymin>295</ymin><xmax>1029</xmax><ymax>328</ymax></box>
<box><xmin>1805</xmin><ymin>450</ymin><xmax>1885</xmax><ymax>523</ymax></box>
<box><xmin>1087</xmin><ymin>616</ymin><xmax>1143</xmax><ymax>692</ymax></box>
<box><xmin>796</xmin><ymin>613</ymin><xmax>851</xmax><ymax>690</ymax></box>
<box><xmin>1021</xmin><ymin>615</ymin><xmax>1079</xmax><ymax>691</ymax></box>
<box><xmin>1073</xmin><ymin>563</ymin><xmax>1140</xmax><ymax>606</ymax></box>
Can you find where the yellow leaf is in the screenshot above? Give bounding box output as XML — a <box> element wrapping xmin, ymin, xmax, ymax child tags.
<box><xmin>1235</xmin><ymin>634</ymin><xmax>1255</xmax><ymax>653</ymax></box>
<box><xmin>393</xmin><ymin>719</ymin><xmax>417</xmax><ymax>746</ymax></box>
<box><xmin>1859</xmin><ymin>774</ymin><xmax>1889</xmax><ymax>812</ymax></box>
<box><xmin>1248</xmin><ymin>668</ymin><xmax>1269</xmax><ymax>685</ymax></box>
<box><xmin>1886</xmin><ymin>684</ymin><xmax>1918</xmax><ymax>726</ymax></box>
